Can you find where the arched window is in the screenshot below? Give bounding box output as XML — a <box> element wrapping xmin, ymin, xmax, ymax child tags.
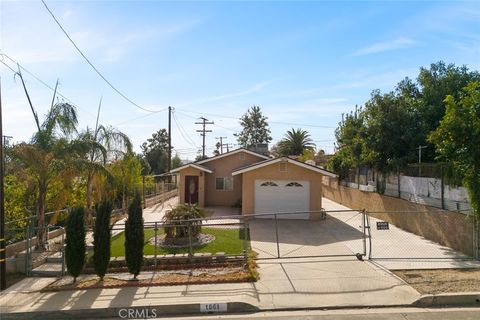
<box><xmin>260</xmin><ymin>181</ymin><xmax>278</xmax><ymax>187</ymax></box>
<box><xmin>286</xmin><ymin>182</ymin><xmax>303</xmax><ymax>187</ymax></box>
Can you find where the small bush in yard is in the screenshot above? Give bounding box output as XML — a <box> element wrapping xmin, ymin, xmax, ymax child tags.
<box><xmin>93</xmin><ymin>200</ymin><xmax>112</xmax><ymax>281</ymax></box>
<box><xmin>125</xmin><ymin>190</ymin><xmax>144</xmax><ymax>279</ymax></box>
<box><xmin>65</xmin><ymin>206</ymin><xmax>86</xmax><ymax>282</ymax></box>
<box><xmin>162</xmin><ymin>204</ymin><xmax>206</xmax><ymax>245</ymax></box>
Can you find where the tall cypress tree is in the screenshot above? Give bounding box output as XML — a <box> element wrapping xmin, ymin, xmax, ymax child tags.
<box><xmin>65</xmin><ymin>206</ymin><xmax>86</xmax><ymax>283</ymax></box>
<box><xmin>93</xmin><ymin>200</ymin><xmax>112</xmax><ymax>281</ymax></box>
<box><xmin>125</xmin><ymin>191</ymin><xmax>144</xmax><ymax>279</ymax></box>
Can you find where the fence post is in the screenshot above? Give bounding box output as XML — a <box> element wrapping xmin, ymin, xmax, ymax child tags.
<box><xmin>397</xmin><ymin>166</ymin><xmax>401</xmax><ymax>198</ymax></box>
<box><xmin>274</xmin><ymin>213</ymin><xmax>280</xmax><ymax>258</ymax></box>
<box><xmin>61</xmin><ymin>229</ymin><xmax>65</xmax><ymax>276</ymax></box>
<box><xmin>243</xmin><ymin>219</ymin><xmax>249</xmax><ymax>263</ymax></box>
<box><xmin>362</xmin><ymin>209</ymin><xmax>366</xmax><ymax>257</ymax></box>
<box><xmin>142</xmin><ymin>176</ymin><xmax>146</xmax><ymax>209</ymax></box>
<box><xmin>24</xmin><ymin>224</ymin><xmax>28</xmax><ymax>275</ymax></box>
<box><xmin>187</xmin><ymin>221</ymin><xmax>193</xmax><ymax>262</ymax></box>
<box><xmin>154</xmin><ymin>222</ymin><xmax>158</xmax><ymax>269</ymax></box>
<box><xmin>440</xmin><ymin>164</ymin><xmax>445</xmax><ymax>210</ymax></box>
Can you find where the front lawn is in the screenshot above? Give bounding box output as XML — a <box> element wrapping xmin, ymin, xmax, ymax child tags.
<box><xmin>110</xmin><ymin>227</ymin><xmax>246</xmax><ymax>257</ymax></box>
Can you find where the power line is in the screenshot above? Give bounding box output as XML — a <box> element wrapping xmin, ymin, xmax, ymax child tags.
<box><xmin>40</xmin><ymin>0</ymin><xmax>163</xmax><ymax>114</ymax></box>
<box><xmin>176</xmin><ymin>107</ymin><xmax>336</xmax><ymax>129</ymax></box>
<box><xmin>172</xmin><ymin>110</ymin><xmax>198</xmax><ymax>148</ymax></box>
<box><xmin>0</xmin><ymin>53</ymin><xmax>96</xmax><ymax>118</ymax></box>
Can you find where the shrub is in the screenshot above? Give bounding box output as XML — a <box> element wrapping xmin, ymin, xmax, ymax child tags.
<box><xmin>93</xmin><ymin>200</ymin><xmax>112</xmax><ymax>281</ymax></box>
<box><xmin>162</xmin><ymin>204</ymin><xmax>206</xmax><ymax>242</ymax></box>
<box><xmin>125</xmin><ymin>190</ymin><xmax>144</xmax><ymax>279</ymax></box>
<box><xmin>65</xmin><ymin>206</ymin><xmax>86</xmax><ymax>282</ymax></box>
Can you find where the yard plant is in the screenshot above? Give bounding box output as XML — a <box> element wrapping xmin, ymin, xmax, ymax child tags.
<box><xmin>65</xmin><ymin>206</ymin><xmax>86</xmax><ymax>282</ymax></box>
<box><xmin>93</xmin><ymin>200</ymin><xmax>113</xmax><ymax>281</ymax></box>
<box><xmin>162</xmin><ymin>204</ymin><xmax>206</xmax><ymax>246</ymax></box>
<box><xmin>125</xmin><ymin>191</ymin><xmax>144</xmax><ymax>279</ymax></box>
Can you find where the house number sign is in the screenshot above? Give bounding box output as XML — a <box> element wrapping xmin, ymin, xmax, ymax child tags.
<box><xmin>200</xmin><ymin>303</ymin><xmax>227</xmax><ymax>313</ymax></box>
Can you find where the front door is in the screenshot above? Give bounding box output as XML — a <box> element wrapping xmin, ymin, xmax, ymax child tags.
<box><xmin>184</xmin><ymin>175</ymin><xmax>199</xmax><ymax>204</ymax></box>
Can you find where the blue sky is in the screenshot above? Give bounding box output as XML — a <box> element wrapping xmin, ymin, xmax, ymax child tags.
<box><xmin>1</xmin><ymin>1</ymin><xmax>479</xmax><ymax>160</ymax></box>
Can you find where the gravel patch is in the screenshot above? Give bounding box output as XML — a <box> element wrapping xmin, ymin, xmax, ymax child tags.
<box><xmin>394</xmin><ymin>268</ymin><xmax>480</xmax><ymax>294</ymax></box>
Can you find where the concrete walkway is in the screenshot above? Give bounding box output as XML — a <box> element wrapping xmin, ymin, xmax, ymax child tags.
<box><xmin>110</xmin><ymin>196</ymin><xmax>179</xmax><ymax>236</ymax></box>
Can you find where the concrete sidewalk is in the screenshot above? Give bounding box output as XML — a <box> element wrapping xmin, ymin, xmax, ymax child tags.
<box><xmin>0</xmin><ymin>255</ymin><xmax>420</xmax><ymax>318</ymax></box>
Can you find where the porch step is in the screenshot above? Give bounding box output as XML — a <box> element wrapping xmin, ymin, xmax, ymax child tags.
<box><xmin>31</xmin><ymin>262</ymin><xmax>63</xmax><ymax>277</ymax></box>
<box><xmin>45</xmin><ymin>256</ymin><xmax>63</xmax><ymax>263</ymax></box>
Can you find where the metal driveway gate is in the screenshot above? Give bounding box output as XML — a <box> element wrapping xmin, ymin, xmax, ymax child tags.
<box><xmin>248</xmin><ymin>209</ymin><xmax>371</xmax><ymax>260</ymax></box>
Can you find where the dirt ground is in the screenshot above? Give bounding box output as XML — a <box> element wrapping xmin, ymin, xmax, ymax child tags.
<box><xmin>394</xmin><ymin>268</ymin><xmax>480</xmax><ymax>294</ymax></box>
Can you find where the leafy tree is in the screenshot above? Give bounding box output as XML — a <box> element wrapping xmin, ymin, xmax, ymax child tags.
<box><xmin>141</xmin><ymin>129</ymin><xmax>169</xmax><ymax>174</ymax></box>
<box><xmin>235</xmin><ymin>106</ymin><xmax>272</xmax><ymax>149</ymax></box>
<box><xmin>278</xmin><ymin>128</ymin><xmax>315</xmax><ymax>156</ymax></box>
<box><xmin>417</xmin><ymin>62</ymin><xmax>480</xmax><ymax>161</ymax></box>
<box><xmin>108</xmin><ymin>154</ymin><xmax>143</xmax><ymax>211</ymax></box>
<box><xmin>79</xmin><ymin>124</ymin><xmax>132</xmax><ymax>223</ymax></box>
<box><xmin>4</xmin><ymin>175</ymin><xmax>29</xmax><ymax>243</ymax></box>
<box><xmin>93</xmin><ymin>200</ymin><xmax>112</xmax><ymax>281</ymax></box>
<box><xmin>171</xmin><ymin>153</ymin><xmax>182</xmax><ymax>169</ymax></box>
<box><xmin>10</xmin><ymin>102</ymin><xmax>83</xmax><ymax>250</ymax></box>
<box><xmin>65</xmin><ymin>206</ymin><xmax>86</xmax><ymax>282</ymax></box>
<box><xmin>195</xmin><ymin>154</ymin><xmax>208</xmax><ymax>161</ymax></box>
<box><xmin>363</xmin><ymin>90</ymin><xmax>418</xmax><ymax>172</ymax></box>
<box><xmin>429</xmin><ymin>81</ymin><xmax>480</xmax><ymax>218</ymax></box>
<box><xmin>125</xmin><ymin>191</ymin><xmax>144</xmax><ymax>279</ymax></box>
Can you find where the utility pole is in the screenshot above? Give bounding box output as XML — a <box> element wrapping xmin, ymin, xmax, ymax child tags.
<box><xmin>0</xmin><ymin>77</ymin><xmax>5</xmax><ymax>291</ymax></box>
<box><xmin>417</xmin><ymin>145</ymin><xmax>427</xmax><ymax>177</ymax></box>
<box><xmin>195</xmin><ymin>117</ymin><xmax>213</xmax><ymax>159</ymax></box>
<box><xmin>168</xmin><ymin>106</ymin><xmax>172</xmax><ymax>173</ymax></box>
<box><xmin>215</xmin><ymin>136</ymin><xmax>227</xmax><ymax>154</ymax></box>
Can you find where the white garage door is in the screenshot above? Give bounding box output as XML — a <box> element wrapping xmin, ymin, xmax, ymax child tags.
<box><xmin>254</xmin><ymin>180</ymin><xmax>310</xmax><ymax>219</ymax></box>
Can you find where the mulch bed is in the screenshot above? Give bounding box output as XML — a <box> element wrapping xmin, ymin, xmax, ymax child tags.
<box><xmin>42</xmin><ymin>267</ymin><xmax>255</xmax><ymax>292</ymax></box>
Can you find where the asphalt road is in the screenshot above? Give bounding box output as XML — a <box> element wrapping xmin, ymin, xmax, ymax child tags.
<box><xmin>94</xmin><ymin>307</ymin><xmax>480</xmax><ymax>320</ymax></box>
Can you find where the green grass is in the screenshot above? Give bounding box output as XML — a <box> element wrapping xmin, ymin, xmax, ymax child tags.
<box><xmin>110</xmin><ymin>227</ymin><xmax>246</xmax><ymax>257</ymax></box>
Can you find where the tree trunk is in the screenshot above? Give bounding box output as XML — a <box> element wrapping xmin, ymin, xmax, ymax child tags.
<box><xmin>36</xmin><ymin>183</ymin><xmax>48</xmax><ymax>251</ymax></box>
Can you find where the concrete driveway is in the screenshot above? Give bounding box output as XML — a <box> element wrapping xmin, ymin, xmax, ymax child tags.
<box><xmin>247</xmin><ymin>206</ymin><xmax>420</xmax><ymax>307</ymax></box>
<box><xmin>322</xmin><ymin>198</ymin><xmax>480</xmax><ymax>270</ymax></box>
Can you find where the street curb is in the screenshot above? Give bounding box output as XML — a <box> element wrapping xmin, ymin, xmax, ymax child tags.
<box><xmin>413</xmin><ymin>292</ymin><xmax>480</xmax><ymax>307</ymax></box>
<box><xmin>1</xmin><ymin>302</ymin><xmax>259</xmax><ymax>320</ymax></box>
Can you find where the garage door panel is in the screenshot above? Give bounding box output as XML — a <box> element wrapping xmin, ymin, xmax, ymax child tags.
<box><xmin>254</xmin><ymin>180</ymin><xmax>310</xmax><ymax>219</ymax></box>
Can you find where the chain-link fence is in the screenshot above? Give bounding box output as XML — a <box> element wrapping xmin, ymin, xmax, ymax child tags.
<box><xmin>367</xmin><ymin>210</ymin><xmax>479</xmax><ymax>266</ymax></box>
<box><xmin>247</xmin><ymin>210</ymin><xmax>368</xmax><ymax>260</ymax></box>
<box><xmin>341</xmin><ymin>163</ymin><xmax>471</xmax><ymax>213</ymax></box>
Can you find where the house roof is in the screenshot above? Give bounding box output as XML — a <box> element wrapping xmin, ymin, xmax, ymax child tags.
<box><xmin>231</xmin><ymin>156</ymin><xmax>338</xmax><ymax>177</ymax></box>
<box><xmin>196</xmin><ymin>148</ymin><xmax>270</xmax><ymax>164</ymax></box>
<box><xmin>170</xmin><ymin>163</ymin><xmax>213</xmax><ymax>174</ymax></box>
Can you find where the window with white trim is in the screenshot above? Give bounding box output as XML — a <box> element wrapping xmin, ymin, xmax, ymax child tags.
<box><xmin>216</xmin><ymin>177</ymin><xmax>233</xmax><ymax>191</ymax></box>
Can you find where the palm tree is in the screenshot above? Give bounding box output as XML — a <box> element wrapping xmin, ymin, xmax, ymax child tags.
<box><xmin>278</xmin><ymin>128</ymin><xmax>316</xmax><ymax>156</ymax></box>
<box><xmin>11</xmin><ymin>102</ymin><xmax>83</xmax><ymax>250</ymax></box>
<box><xmin>79</xmin><ymin>124</ymin><xmax>132</xmax><ymax>223</ymax></box>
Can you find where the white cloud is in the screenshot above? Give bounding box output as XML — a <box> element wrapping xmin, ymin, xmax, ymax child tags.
<box><xmin>352</xmin><ymin>37</ymin><xmax>416</xmax><ymax>56</ymax></box>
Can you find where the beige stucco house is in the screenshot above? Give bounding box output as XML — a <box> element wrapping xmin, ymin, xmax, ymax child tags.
<box><xmin>170</xmin><ymin>148</ymin><xmax>337</xmax><ymax>219</ymax></box>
